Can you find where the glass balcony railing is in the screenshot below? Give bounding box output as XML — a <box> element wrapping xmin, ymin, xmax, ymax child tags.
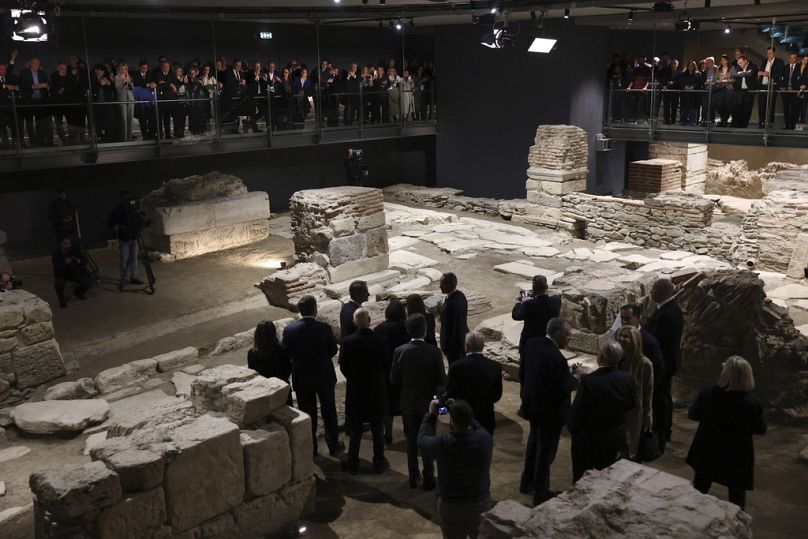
<box><xmin>0</xmin><ymin>84</ymin><xmax>437</xmax><ymax>165</ymax></box>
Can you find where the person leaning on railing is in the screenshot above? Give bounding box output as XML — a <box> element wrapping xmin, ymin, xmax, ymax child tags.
<box><xmin>677</xmin><ymin>61</ymin><xmax>702</xmax><ymax>127</ymax></box>
<box><xmin>798</xmin><ymin>54</ymin><xmax>808</xmax><ymax>131</ymax></box>
<box><xmin>712</xmin><ymin>55</ymin><xmax>737</xmax><ymax>128</ymax></box>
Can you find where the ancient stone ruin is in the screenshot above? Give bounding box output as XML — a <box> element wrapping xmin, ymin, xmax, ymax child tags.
<box><xmin>479</xmin><ymin>460</ymin><xmax>753</xmax><ymax>539</ymax></box>
<box><xmin>676</xmin><ymin>270</ymin><xmax>808</xmax><ymax>419</ymax></box>
<box><xmin>27</xmin><ymin>365</ymin><xmax>315</xmax><ymax>538</ymax></box>
<box><xmin>140</xmin><ymin>171</ymin><xmax>271</xmax><ymax>262</ymax></box>
<box><xmin>0</xmin><ymin>290</ymin><xmax>66</xmax><ymax>406</ymax></box>
<box><xmin>290</xmin><ymin>186</ymin><xmax>389</xmax><ymax>283</ymax></box>
<box><xmin>649</xmin><ymin>141</ymin><xmax>708</xmax><ymax>194</ymax></box>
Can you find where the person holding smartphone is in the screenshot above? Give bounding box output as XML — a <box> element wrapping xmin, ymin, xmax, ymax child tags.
<box><xmin>511</xmin><ymin>274</ymin><xmax>561</xmax><ymax>356</ymax></box>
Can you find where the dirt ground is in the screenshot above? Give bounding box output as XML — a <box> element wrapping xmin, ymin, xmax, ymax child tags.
<box><xmin>1</xmin><ymin>209</ymin><xmax>807</xmax><ymax>538</ymax></box>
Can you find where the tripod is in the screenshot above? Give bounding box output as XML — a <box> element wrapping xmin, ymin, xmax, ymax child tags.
<box><xmin>120</xmin><ymin>232</ymin><xmax>156</xmax><ymax>295</ymax></box>
<box><xmin>73</xmin><ymin>210</ymin><xmax>100</xmax><ymax>277</ymax></box>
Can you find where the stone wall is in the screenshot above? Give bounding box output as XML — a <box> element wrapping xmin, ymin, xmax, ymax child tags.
<box><xmin>0</xmin><ymin>290</ymin><xmax>65</xmax><ymax>405</ymax></box>
<box><xmin>141</xmin><ymin>172</ymin><xmax>271</xmax><ymax>262</ymax></box>
<box><xmin>648</xmin><ymin>141</ymin><xmax>708</xmax><ymax>193</ymax></box>
<box><xmin>626</xmin><ymin>159</ymin><xmax>682</xmax><ymax>194</ymax></box>
<box><xmin>561</xmin><ymin>192</ymin><xmax>735</xmax><ymax>259</ymax></box>
<box><xmin>290</xmin><ymin>187</ymin><xmax>389</xmax><ymax>283</ymax></box>
<box><xmin>479</xmin><ymin>460</ymin><xmax>752</xmax><ymax>539</ymax></box>
<box><xmin>28</xmin><ymin>364</ymin><xmax>315</xmax><ymax>538</ymax></box>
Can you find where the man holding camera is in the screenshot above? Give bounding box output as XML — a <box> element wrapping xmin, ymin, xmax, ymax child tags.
<box><xmin>418</xmin><ymin>398</ymin><xmax>493</xmax><ymax>539</ymax></box>
<box><xmin>511</xmin><ymin>275</ymin><xmax>561</xmax><ymax>356</ymax></box>
<box><xmin>52</xmin><ymin>236</ymin><xmax>93</xmax><ymax>308</ymax></box>
<box><xmin>107</xmin><ymin>191</ymin><xmax>145</xmax><ymax>291</ymax></box>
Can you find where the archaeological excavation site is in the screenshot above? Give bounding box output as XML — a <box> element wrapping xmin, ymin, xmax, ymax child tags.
<box><xmin>2</xmin><ymin>119</ymin><xmax>806</xmax><ymax>538</ymax></box>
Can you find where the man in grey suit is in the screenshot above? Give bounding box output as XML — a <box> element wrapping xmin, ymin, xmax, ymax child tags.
<box><xmin>390</xmin><ymin>313</ymin><xmax>446</xmax><ymax>490</ymax></box>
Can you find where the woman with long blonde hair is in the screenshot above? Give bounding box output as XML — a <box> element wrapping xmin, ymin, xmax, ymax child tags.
<box><xmin>615</xmin><ymin>326</ymin><xmax>653</xmax><ymax>459</ymax></box>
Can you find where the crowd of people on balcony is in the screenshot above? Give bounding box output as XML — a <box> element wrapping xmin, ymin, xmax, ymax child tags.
<box><xmin>0</xmin><ymin>50</ymin><xmax>438</xmax><ymax>149</ymax></box>
<box><xmin>608</xmin><ymin>46</ymin><xmax>808</xmax><ymax>130</ymax></box>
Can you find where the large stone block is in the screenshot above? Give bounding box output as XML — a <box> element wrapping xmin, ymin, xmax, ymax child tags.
<box><xmin>541</xmin><ymin>178</ymin><xmax>587</xmax><ymax>195</ymax></box>
<box><xmin>164</xmin><ymin>415</ymin><xmax>245</xmax><ymax>533</ymax></box>
<box><xmin>150</xmin><ymin>219</ymin><xmax>270</xmax><ymax>262</ymax></box>
<box><xmin>30</xmin><ymin>461</ymin><xmax>122</xmax><ymax>521</ymax></box>
<box><xmin>328</xmin><ymin>233</ymin><xmax>367</xmax><ymax>267</ymax></box>
<box><xmin>97</xmin><ymin>487</ymin><xmax>167</xmax><ymax>539</ymax></box>
<box><xmin>222</xmin><ymin>376</ymin><xmax>291</xmax><ymax>425</ymax></box>
<box><xmin>190</xmin><ymin>364</ymin><xmax>257</xmax><ymax>414</ymax></box>
<box><xmin>106</xmin><ymin>390</ymin><xmax>195</xmax><ymax>437</ymax></box>
<box><xmin>241</xmin><ymin>426</ymin><xmax>292</xmax><ymax>498</ymax></box>
<box><xmin>95</xmin><ymin>358</ymin><xmax>158</xmax><ymax>394</ymax></box>
<box><xmin>12</xmin><ymin>399</ymin><xmax>109</xmax><ymax>435</ymax></box>
<box><xmin>268</xmin><ymin>406</ymin><xmax>314</xmax><ymax>482</ymax></box>
<box><xmin>17</xmin><ymin>321</ymin><xmax>55</xmax><ymax>346</ymax></box>
<box><xmin>233</xmin><ymin>478</ymin><xmax>316</xmax><ymax>538</ymax></box>
<box><xmin>44</xmin><ymin>378</ymin><xmax>99</xmax><ymax>401</ymax></box>
<box><xmin>327</xmin><ymin>253</ymin><xmax>389</xmax><ymax>283</ymax></box>
<box><xmin>154</xmin><ymin>347</ymin><xmax>199</xmax><ymax>373</ymax></box>
<box><xmin>10</xmin><ymin>338</ymin><xmax>66</xmax><ymax>388</ymax></box>
<box><xmin>365</xmin><ymin>226</ymin><xmax>389</xmax><ymax>258</ymax></box>
<box><xmin>0</xmin><ymin>304</ymin><xmax>24</xmax><ymax>330</ymax></box>
<box><xmin>93</xmin><ymin>443</ymin><xmax>165</xmax><ymax>493</ymax></box>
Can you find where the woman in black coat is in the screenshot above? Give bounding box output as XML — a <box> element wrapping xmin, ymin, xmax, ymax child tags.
<box><xmin>247</xmin><ymin>320</ymin><xmax>293</xmax><ymax>406</ymax></box>
<box><xmin>374</xmin><ymin>301</ymin><xmax>411</xmax><ymax>445</ymax></box>
<box><xmin>686</xmin><ymin>355</ymin><xmax>766</xmax><ymax>510</ymax></box>
<box><xmin>405</xmin><ymin>294</ymin><xmax>437</xmax><ymax>346</ymax></box>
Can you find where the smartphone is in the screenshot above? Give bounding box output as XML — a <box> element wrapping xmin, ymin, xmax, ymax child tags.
<box><xmin>520</xmin><ymin>290</ymin><xmax>534</xmax><ymax>299</ymax></box>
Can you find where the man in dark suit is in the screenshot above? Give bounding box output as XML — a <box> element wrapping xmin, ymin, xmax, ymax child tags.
<box><xmin>153</xmin><ymin>60</ymin><xmax>178</xmax><ymax>140</ymax></box>
<box><xmin>733</xmin><ymin>55</ymin><xmax>759</xmax><ymax>128</ymax></box>
<box><xmin>342</xmin><ymin>63</ymin><xmax>361</xmax><ymax>126</ymax></box>
<box><xmin>390</xmin><ymin>313</ymin><xmax>446</xmax><ymax>490</ymax></box>
<box><xmin>512</xmin><ymin>275</ymin><xmax>561</xmax><ymax>356</ymax></box>
<box><xmin>221</xmin><ymin>59</ymin><xmax>245</xmax><ymax>121</ymax></box>
<box><xmin>282</xmin><ymin>295</ymin><xmax>342</xmax><ymax>457</ymax></box>
<box><xmin>644</xmin><ymin>278</ymin><xmax>684</xmax><ymax>454</ymax></box>
<box><xmin>757</xmin><ymin>46</ymin><xmax>785</xmax><ymax>127</ymax></box>
<box><xmin>619</xmin><ymin>304</ymin><xmax>665</xmax><ymax>384</ymax></box>
<box><xmin>782</xmin><ymin>51</ymin><xmax>802</xmax><ymax>130</ymax></box>
<box><xmin>519</xmin><ymin>318</ymin><xmax>580</xmax><ymax>506</ymax></box>
<box><xmin>246</xmin><ymin>61</ymin><xmax>268</xmax><ymax>131</ymax></box>
<box><xmin>339</xmin><ymin>308</ymin><xmax>390</xmax><ymax>474</ymax></box>
<box><xmin>340</xmin><ymin>280</ymin><xmax>369</xmax><ymax>340</ymax></box>
<box><xmin>18</xmin><ymin>57</ymin><xmax>52</xmax><ymax>146</ymax></box>
<box><xmin>132</xmin><ymin>60</ymin><xmax>156</xmax><ymax>139</ymax></box>
<box><xmin>445</xmin><ymin>331</ymin><xmax>502</xmax><ymax>434</ymax></box>
<box><xmin>440</xmin><ymin>272</ymin><xmax>469</xmax><ymax>365</ymax></box>
<box><xmin>0</xmin><ymin>61</ymin><xmax>19</xmax><ymax>148</ymax></box>
<box><xmin>568</xmin><ymin>341</ymin><xmax>636</xmax><ymax>482</ymax></box>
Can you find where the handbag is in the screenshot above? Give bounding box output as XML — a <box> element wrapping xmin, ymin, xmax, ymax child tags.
<box><xmin>636</xmin><ymin>431</ymin><xmax>662</xmax><ymax>463</ymax></box>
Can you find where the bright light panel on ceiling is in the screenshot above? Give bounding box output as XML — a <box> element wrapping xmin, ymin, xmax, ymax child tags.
<box><xmin>528</xmin><ymin>37</ymin><xmax>557</xmax><ymax>54</ymax></box>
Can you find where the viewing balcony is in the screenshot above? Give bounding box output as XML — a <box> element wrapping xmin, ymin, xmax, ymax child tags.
<box><xmin>0</xmin><ymin>89</ymin><xmax>437</xmax><ymax>172</ymax></box>
<box><xmin>603</xmin><ymin>86</ymin><xmax>808</xmax><ymax>148</ymax></box>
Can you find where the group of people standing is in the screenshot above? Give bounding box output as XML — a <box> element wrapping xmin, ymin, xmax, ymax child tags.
<box><xmin>0</xmin><ymin>51</ymin><xmax>437</xmax><ymax>149</ymax></box>
<box><xmin>609</xmin><ymin>47</ymin><xmax>808</xmax><ymax>129</ymax></box>
<box><xmin>245</xmin><ymin>271</ymin><xmax>768</xmax><ymax>537</ymax></box>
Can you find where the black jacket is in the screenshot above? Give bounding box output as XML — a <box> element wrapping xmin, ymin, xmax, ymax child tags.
<box><xmin>568</xmin><ymin>366</ymin><xmax>635</xmax><ymax>440</ymax></box>
<box><xmin>52</xmin><ymin>245</ymin><xmax>87</xmax><ymax>278</ymax></box>
<box><xmin>132</xmin><ymin>70</ymin><xmax>153</xmax><ymax>89</ymax></box>
<box><xmin>645</xmin><ymin>300</ymin><xmax>684</xmax><ymax>378</ymax></box>
<box><xmin>390</xmin><ymin>340</ymin><xmax>446</xmax><ymax>416</ymax></box>
<box><xmin>760</xmin><ymin>57</ymin><xmax>785</xmax><ymax>88</ymax></box>
<box><xmin>520</xmin><ymin>336</ymin><xmax>578</xmax><ymax>426</ymax></box>
<box><xmin>374</xmin><ymin>319</ymin><xmax>411</xmax><ymax>416</ymax></box>
<box><xmin>18</xmin><ymin>68</ymin><xmax>50</xmax><ymax>103</ymax></box>
<box><xmin>640</xmin><ymin>327</ymin><xmax>665</xmax><ymax>382</ymax></box>
<box><xmin>339</xmin><ymin>328</ymin><xmax>390</xmax><ymax>421</ymax></box>
<box><xmin>511</xmin><ymin>294</ymin><xmax>561</xmax><ymax>355</ymax></box>
<box><xmin>50</xmin><ymin>72</ymin><xmax>79</xmax><ymax>104</ymax></box>
<box><xmin>686</xmin><ymin>385</ymin><xmax>766</xmax><ymax>490</ymax></box>
<box><xmin>446</xmin><ymin>353</ymin><xmax>503</xmax><ymax>434</ymax></box>
<box><xmin>282</xmin><ymin>317</ymin><xmax>338</xmax><ymax>391</ymax></box>
<box><xmin>247</xmin><ymin>346</ymin><xmax>292</xmax><ymax>383</ymax></box>
<box><xmin>782</xmin><ymin>61</ymin><xmax>802</xmax><ymax>90</ymax></box>
<box><xmin>440</xmin><ymin>290</ymin><xmax>469</xmax><ymax>357</ymax></box>
<box><xmin>339</xmin><ymin>300</ymin><xmax>361</xmax><ymax>340</ymax></box>
<box><xmin>734</xmin><ymin>63</ymin><xmax>759</xmax><ymax>91</ymax></box>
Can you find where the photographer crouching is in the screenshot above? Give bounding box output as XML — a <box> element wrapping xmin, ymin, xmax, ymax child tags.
<box><xmin>107</xmin><ymin>191</ymin><xmax>147</xmax><ymax>291</ymax></box>
<box><xmin>418</xmin><ymin>398</ymin><xmax>493</xmax><ymax>539</ymax></box>
<box><xmin>344</xmin><ymin>148</ymin><xmax>368</xmax><ymax>186</ymax></box>
<box><xmin>52</xmin><ymin>236</ymin><xmax>94</xmax><ymax>308</ymax></box>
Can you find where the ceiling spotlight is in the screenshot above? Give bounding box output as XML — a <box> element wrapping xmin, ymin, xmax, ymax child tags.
<box><xmin>13</xmin><ymin>10</ymin><xmax>47</xmax><ymax>38</ymax></box>
<box><xmin>395</xmin><ymin>20</ymin><xmax>403</xmax><ymax>31</ymax></box>
<box><xmin>628</xmin><ymin>10</ymin><xmax>634</xmax><ymax>22</ymax></box>
<box><xmin>333</xmin><ymin>0</ymin><xmax>340</xmax><ymax>4</ymax></box>
<box><xmin>564</xmin><ymin>8</ymin><xmax>570</xmax><ymax>19</ymax></box>
<box><xmin>724</xmin><ymin>22</ymin><xmax>731</xmax><ymax>34</ymax></box>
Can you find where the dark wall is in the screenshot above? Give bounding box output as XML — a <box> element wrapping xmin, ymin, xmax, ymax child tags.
<box><xmin>434</xmin><ymin>22</ymin><xmax>684</xmax><ymax>199</ymax></box>
<box><xmin>0</xmin><ymin>136</ymin><xmax>434</xmax><ymax>259</ymax></box>
<box><xmin>1</xmin><ymin>17</ymin><xmax>435</xmax><ymax>72</ymax></box>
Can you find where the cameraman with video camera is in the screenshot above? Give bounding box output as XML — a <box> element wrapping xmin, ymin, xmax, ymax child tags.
<box><xmin>418</xmin><ymin>398</ymin><xmax>493</xmax><ymax>539</ymax></box>
<box><xmin>344</xmin><ymin>147</ymin><xmax>368</xmax><ymax>186</ymax></box>
<box><xmin>107</xmin><ymin>190</ymin><xmax>146</xmax><ymax>291</ymax></box>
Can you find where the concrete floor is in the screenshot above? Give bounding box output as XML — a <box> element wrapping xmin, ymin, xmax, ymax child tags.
<box><xmin>1</xmin><ymin>207</ymin><xmax>807</xmax><ymax>538</ymax></box>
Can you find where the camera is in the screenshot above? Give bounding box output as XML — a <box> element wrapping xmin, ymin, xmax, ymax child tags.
<box><xmin>433</xmin><ymin>393</ymin><xmax>450</xmax><ymax>415</ymax></box>
<box><xmin>520</xmin><ymin>290</ymin><xmax>534</xmax><ymax>299</ymax></box>
<box><xmin>349</xmin><ymin>149</ymin><xmax>363</xmax><ymax>159</ymax></box>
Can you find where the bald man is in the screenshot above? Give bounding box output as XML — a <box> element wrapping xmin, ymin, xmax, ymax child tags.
<box><xmin>445</xmin><ymin>331</ymin><xmax>502</xmax><ymax>434</ymax></box>
<box><xmin>645</xmin><ymin>278</ymin><xmax>683</xmax><ymax>454</ymax></box>
<box><xmin>339</xmin><ymin>308</ymin><xmax>391</xmax><ymax>474</ymax></box>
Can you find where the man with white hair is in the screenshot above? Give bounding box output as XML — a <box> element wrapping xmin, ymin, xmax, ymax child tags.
<box><xmin>568</xmin><ymin>341</ymin><xmax>636</xmax><ymax>482</ymax></box>
<box><xmin>445</xmin><ymin>331</ymin><xmax>503</xmax><ymax>434</ymax></box>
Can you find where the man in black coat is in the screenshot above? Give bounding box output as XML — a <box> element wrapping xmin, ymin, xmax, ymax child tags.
<box><xmin>781</xmin><ymin>51</ymin><xmax>802</xmax><ymax>130</ymax></box>
<box><xmin>132</xmin><ymin>61</ymin><xmax>156</xmax><ymax>139</ymax></box>
<box><xmin>512</xmin><ymin>275</ymin><xmax>561</xmax><ymax>356</ymax></box>
<box><xmin>52</xmin><ymin>236</ymin><xmax>93</xmax><ymax>309</ymax></box>
<box><xmin>568</xmin><ymin>341</ymin><xmax>636</xmax><ymax>482</ymax></box>
<box><xmin>390</xmin><ymin>313</ymin><xmax>446</xmax><ymax>490</ymax></box>
<box><xmin>619</xmin><ymin>304</ymin><xmax>665</xmax><ymax>383</ymax></box>
<box><xmin>339</xmin><ymin>308</ymin><xmax>390</xmax><ymax>474</ymax></box>
<box><xmin>18</xmin><ymin>57</ymin><xmax>52</xmax><ymax>146</ymax></box>
<box><xmin>519</xmin><ymin>318</ymin><xmax>580</xmax><ymax>506</ymax></box>
<box><xmin>339</xmin><ymin>280</ymin><xmax>369</xmax><ymax>340</ymax></box>
<box><xmin>439</xmin><ymin>272</ymin><xmax>469</xmax><ymax>365</ymax></box>
<box><xmin>153</xmin><ymin>60</ymin><xmax>179</xmax><ymax>139</ymax></box>
<box><xmin>757</xmin><ymin>46</ymin><xmax>785</xmax><ymax>127</ymax></box>
<box><xmin>645</xmin><ymin>278</ymin><xmax>684</xmax><ymax>454</ymax></box>
<box><xmin>733</xmin><ymin>55</ymin><xmax>759</xmax><ymax>128</ymax></box>
<box><xmin>445</xmin><ymin>331</ymin><xmax>502</xmax><ymax>434</ymax></box>
<box><xmin>282</xmin><ymin>295</ymin><xmax>342</xmax><ymax>457</ymax></box>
